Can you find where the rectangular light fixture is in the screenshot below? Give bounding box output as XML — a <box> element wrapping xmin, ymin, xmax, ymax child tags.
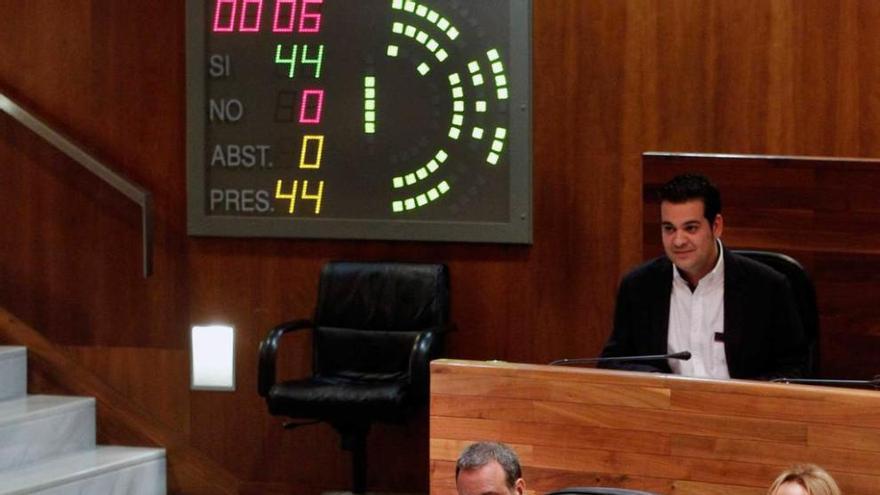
<box><xmin>190</xmin><ymin>325</ymin><xmax>235</xmax><ymax>391</ymax></box>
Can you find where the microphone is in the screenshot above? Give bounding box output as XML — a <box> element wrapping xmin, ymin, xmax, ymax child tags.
<box><xmin>771</xmin><ymin>375</ymin><xmax>880</xmax><ymax>389</ymax></box>
<box><xmin>549</xmin><ymin>351</ymin><xmax>691</xmax><ymax>367</ymax></box>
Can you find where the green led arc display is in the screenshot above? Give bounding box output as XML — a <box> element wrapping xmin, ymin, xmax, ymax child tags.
<box><xmin>447</xmin><ymin>72</ymin><xmax>465</xmax><ymax>141</ymax></box>
<box><xmin>391</xmin><ymin>179</ymin><xmax>451</xmax><ymax>213</ymax></box>
<box><xmin>392</xmin><ymin>0</ymin><xmax>461</xmax><ymax>41</ymax></box>
<box><xmin>486</xmin><ymin>49</ymin><xmax>509</xmax><ymax>101</ymax></box>
<box><xmin>385</xmin><ymin>0</ymin><xmax>512</xmax><ymax>213</ymax></box>
<box><xmin>386</xmin><ymin>3</ymin><xmax>466</xmax><ymax>213</ymax></box>
<box><xmin>364</xmin><ymin>76</ymin><xmax>377</xmax><ymax>134</ymax></box>
<box><xmin>392</xmin><ymin>149</ymin><xmax>448</xmax><ymax>189</ymax></box>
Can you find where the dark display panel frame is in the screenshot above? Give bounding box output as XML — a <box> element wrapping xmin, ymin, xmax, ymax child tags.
<box><xmin>186</xmin><ymin>0</ymin><xmax>532</xmax><ymax>243</ymax></box>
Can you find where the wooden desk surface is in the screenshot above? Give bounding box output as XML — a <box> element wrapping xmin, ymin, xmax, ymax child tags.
<box><xmin>429</xmin><ymin>359</ymin><xmax>880</xmax><ymax>495</ymax></box>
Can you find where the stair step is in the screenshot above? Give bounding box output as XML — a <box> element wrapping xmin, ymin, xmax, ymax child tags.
<box><xmin>0</xmin><ymin>347</ymin><xmax>26</xmax><ymax>401</ymax></box>
<box><xmin>0</xmin><ymin>395</ymin><xmax>95</xmax><ymax>471</ymax></box>
<box><xmin>0</xmin><ymin>445</ymin><xmax>166</xmax><ymax>495</ymax></box>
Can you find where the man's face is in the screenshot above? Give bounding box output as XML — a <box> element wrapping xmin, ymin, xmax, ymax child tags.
<box><xmin>660</xmin><ymin>199</ymin><xmax>723</xmax><ymax>285</ymax></box>
<box><xmin>456</xmin><ymin>460</ymin><xmax>525</xmax><ymax>495</ymax></box>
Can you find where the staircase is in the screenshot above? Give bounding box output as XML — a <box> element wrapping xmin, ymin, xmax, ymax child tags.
<box><xmin>0</xmin><ymin>346</ymin><xmax>166</xmax><ymax>494</ymax></box>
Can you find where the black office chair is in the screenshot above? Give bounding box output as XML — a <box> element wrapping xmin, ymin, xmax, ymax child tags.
<box><xmin>546</xmin><ymin>488</ymin><xmax>660</xmax><ymax>495</ymax></box>
<box><xmin>258</xmin><ymin>261</ymin><xmax>450</xmax><ymax>494</ymax></box>
<box><xmin>734</xmin><ymin>250</ymin><xmax>819</xmax><ymax>377</ymax></box>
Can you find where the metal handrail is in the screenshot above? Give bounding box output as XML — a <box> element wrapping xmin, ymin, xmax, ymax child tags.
<box><xmin>0</xmin><ymin>92</ymin><xmax>152</xmax><ymax>277</ymax></box>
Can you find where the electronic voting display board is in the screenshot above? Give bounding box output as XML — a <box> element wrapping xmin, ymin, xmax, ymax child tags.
<box><xmin>187</xmin><ymin>0</ymin><xmax>531</xmax><ymax>242</ymax></box>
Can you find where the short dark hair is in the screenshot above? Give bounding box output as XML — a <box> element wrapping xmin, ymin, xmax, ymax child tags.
<box><xmin>455</xmin><ymin>441</ymin><xmax>522</xmax><ymax>489</ymax></box>
<box><xmin>658</xmin><ymin>173</ymin><xmax>722</xmax><ymax>224</ymax></box>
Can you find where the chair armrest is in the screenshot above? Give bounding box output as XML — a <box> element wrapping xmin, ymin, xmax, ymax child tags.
<box><xmin>257</xmin><ymin>319</ymin><xmax>314</xmax><ymax>397</ymax></box>
<box><xmin>408</xmin><ymin>329</ymin><xmax>440</xmax><ymax>405</ymax></box>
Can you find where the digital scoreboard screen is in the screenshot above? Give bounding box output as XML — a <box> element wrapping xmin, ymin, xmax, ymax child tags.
<box><xmin>186</xmin><ymin>0</ymin><xmax>531</xmax><ymax>242</ymax></box>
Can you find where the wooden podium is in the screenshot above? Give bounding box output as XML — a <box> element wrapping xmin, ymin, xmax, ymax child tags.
<box><xmin>429</xmin><ymin>359</ymin><xmax>880</xmax><ymax>495</ymax></box>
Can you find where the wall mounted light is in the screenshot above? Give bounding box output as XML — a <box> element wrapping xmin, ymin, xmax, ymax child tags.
<box><xmin>190</xmin><ymin>324</ymin><xmax>235</xmax><ymax>391</ymax></box>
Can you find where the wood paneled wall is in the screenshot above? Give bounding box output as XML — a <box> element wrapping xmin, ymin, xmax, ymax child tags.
<box><xmin>2</xmin><ymin>1</ymin><xmax>880</xmax><ymax>493</ymax></box>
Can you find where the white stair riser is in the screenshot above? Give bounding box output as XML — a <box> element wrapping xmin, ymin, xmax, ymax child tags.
<box><xmin>0</xmin><ymin>405</ymin><xmax>96</xmax><ymax>471</ymax></box>
<box><xmin>0</xmin><ymin>446</ymin><xmax>166</xmax><ymax>495</ymax></box>
<box><xmin>0</xmin><ymin>349</ymin><xmax>26</xmax><ymax>401</ymax></box>
<box><xmin>0</xmin><ymin>344</ymin><xmax>167</xmax><ymax>494</ymax></box>
<box><xmin>18</xmin><ymin>458</ymin><xmax>166</xmax><ymax>495</ymax></box>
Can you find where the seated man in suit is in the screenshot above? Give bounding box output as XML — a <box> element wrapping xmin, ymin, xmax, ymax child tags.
<box><xmin>600</xmin><ymin>173</ymin><xmax>808</xmax><ymax>379</ymax></box>
<box><xmin>456</xmin><ymin>441</ymin><xmax>526</xmax><ymax>495</ymax></box>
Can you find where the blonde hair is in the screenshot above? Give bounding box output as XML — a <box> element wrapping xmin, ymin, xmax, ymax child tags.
<box><xmin>768</xmin><ymin>464</ymin><xmax>841</xmax><ymax>495</ymax></box>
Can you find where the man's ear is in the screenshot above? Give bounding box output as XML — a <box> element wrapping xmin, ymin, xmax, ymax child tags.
<box><xmin>712</xmin><ymin>213</ymin><xmax>724</xmax><ymax>238</ymax></box>
<box><xmin>514</xmin><ymin>477</ymin><xmax>525</xmax><ymax>495</ymax></box>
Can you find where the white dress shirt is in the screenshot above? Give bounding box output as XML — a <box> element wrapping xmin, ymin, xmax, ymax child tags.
<box><xmin>667</xmin><ymin>242</ymin><xmax>729</xmax><ymax>378</ymax></box>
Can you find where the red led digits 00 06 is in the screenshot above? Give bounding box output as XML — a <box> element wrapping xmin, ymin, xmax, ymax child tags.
<box><xmin>212</xmin><ymin>0</ymin><xmax>323</xmax><ymax>34</ymax></box>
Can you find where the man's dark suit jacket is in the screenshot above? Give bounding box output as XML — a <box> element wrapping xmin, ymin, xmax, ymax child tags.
<box><xmin>599</xmin><ymin>247</ymin><xmax>809</xmax><ymax>379</ymax></box>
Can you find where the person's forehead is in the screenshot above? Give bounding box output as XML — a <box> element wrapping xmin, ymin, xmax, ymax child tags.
<box><xmin>775</xmin><ymin>481</ymin><xmax>809</xmax><ymax>495</ymax></box>
<box><xmin>661</xmin><ymin>199</ymin><xmax>707</xmax><ymax>222</ymax></box>
<box><xmin>456</xmin><ymin>461</ymin><xmax>510</xmax><ymax>494</ymax></box>
<box><xmin>459</xmin><ymin>461</ymin><xmax>507</xmax><ymax>483</ymax></box>
<box><xmin>465</xmin><ymin>460</ymin><xmax>505</xmax><ymax>477</ymax></box>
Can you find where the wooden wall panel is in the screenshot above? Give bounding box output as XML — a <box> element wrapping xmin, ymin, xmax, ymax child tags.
<box><xmin>2</xmin><ymin>1</ymin><xmax>880</xmax><ymax>493</ymax></box>
<box><xmin>62</xmin><ymin>345</ymin><xmax>191</xmax><ymax>433</ymax></box>
<box><xmin>430</xmin><ymin>360</ymin><xmax>880</xmax><ymax>495</ymax></box>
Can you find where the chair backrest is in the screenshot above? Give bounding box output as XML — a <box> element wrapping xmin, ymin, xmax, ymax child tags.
<box><xmin>733</xmin><ymin>250</ymin><xmax>819</xmax><ymax>376</ymax></box>
<box><xmin>546</xmin><ymin>488</ymin><xmax>660</xmax><ymax>495</ymax></box>
<box><xmin>312</xmin><ymin>261</ymin><xmax>449</xmax><ymax>379</ymax></box>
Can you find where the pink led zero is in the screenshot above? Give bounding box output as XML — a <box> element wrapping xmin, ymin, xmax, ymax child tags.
<box><xmin>272</xmin><ymin>0</ymin><xmax>296</xmax><ymax>32</ymax></box>
<box><xmin>238</xmin><ymin>0</ymin><xmax>264</xmax><ymax>32</ymax></box>
<box><xmin>298</xmin><ymin>89</ymin><xmax>324</xmax><ymax>124</ymax></box>
<box><xmin>212</xmin><ymin>0</ymin><xmax>237</xmax><ymax>32</ymax></box>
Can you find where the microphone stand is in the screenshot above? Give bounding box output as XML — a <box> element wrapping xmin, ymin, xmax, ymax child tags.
<box><xmin>549</xmin><ymin>351</ymin><xmax>692</xmax><ymax>367</ymax></box>
<box><xmin>771</xmin><ymin>376</ymin><xmax>880</xmax><ymax>390</ymax></box>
